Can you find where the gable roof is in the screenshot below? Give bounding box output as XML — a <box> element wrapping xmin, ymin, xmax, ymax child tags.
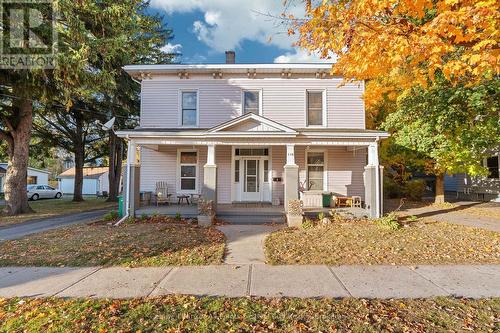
<box><xmin>57</xmin><ymin>167</ymin><xmax>108</xmax><ymax>179</ymax></box>
<box><xmin>0</xmin><ymin>163</ymin><xmax>50</xmax><ymax>174</ymax></box>
<box><xmin>0</xmin><ymin>166</ymin><xmax>6</xmax><ymax>174</ymax></box>
<box><xmin>207</xmin><ymin>113</ymin><xmax>297</xmax><ymax>136</ymax></box>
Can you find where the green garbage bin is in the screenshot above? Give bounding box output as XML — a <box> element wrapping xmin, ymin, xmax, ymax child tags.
<box><xmin>118</xmin><ymin>195</ymin><xmax>123</xmax><ymax>217</ymax></box>
<box><xmin>322</xmin><ymin>193</ymin><xmax>332</xmax><ymax>208</ymax></box>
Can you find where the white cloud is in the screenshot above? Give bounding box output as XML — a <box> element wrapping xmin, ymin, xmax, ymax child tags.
<box><xmin>150</xmin><ymin>0</ymin><xmax>304</xmax><ymax>52</ymax></box>
<box><xmin>161</xmin><ymin>43</ymin><xmax>182</xmax><ymax>54</ymax></box>
<box><xmin>274</xmin><ymin>49</ymin><xmax>336</xmax><ymax>63</ymax></box>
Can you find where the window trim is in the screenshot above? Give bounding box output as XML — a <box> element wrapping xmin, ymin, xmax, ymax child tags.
<box><xmin>178</xmin><ymin>89</ymin><xmax>199</xmax><ymax>128</ymax></box>
<box><xmin>483</xmin><ymin>155</ymin><xmax>500</xmax><ymax>179</ymax></box>
<box><xmin>305</xmin><ymin>148</ymin><xmax>328</xmax><ymax>191</ymax></box>
<box><xmin>241</xmin><ymin>89</ymin><xmax>263</xmax><ymax>115</ymax></box>
<box><xmin>305</xmin><ymin>89</ymin><xmax>327</xmax><ymax>127</ymax></box>
<box><xmin>176</xmin><ymin>149</ymin><xmax>199</xmax><ymax>194</ymax></box>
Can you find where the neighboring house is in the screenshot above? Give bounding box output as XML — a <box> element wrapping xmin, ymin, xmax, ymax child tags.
<box><xmin>57</xmin><ymin>167</ymin><xmax>109</xmax><ymax>195</ymax></box>
<box><xmin>116</xmin><ymin>52</ymin><xmax>389</xmax><ymax>218</ymax></box>
<box><xmin>445</xmin><ymin>152</ymin><xmax>500</xmax><ymax>202</ymax></box>
<box><xmin>0</xmin><ymin>163</ymin><xmax>50</xmax><ymax>193</ymax></box>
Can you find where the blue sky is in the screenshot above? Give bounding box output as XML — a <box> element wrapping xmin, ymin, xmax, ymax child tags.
<box><xmin>148</xmin><ymin>0</ymin><xmax>327</xmax><ymax>64</ymax></box>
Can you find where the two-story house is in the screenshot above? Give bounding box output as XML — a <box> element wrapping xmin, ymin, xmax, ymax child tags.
<box><xmin>117</xmin><ymin>52</ymin><xmax>389</xmax><ymax>222</ymax></box>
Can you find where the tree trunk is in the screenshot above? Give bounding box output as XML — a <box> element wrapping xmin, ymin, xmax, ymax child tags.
<box><xmin>2</xmin><ymin>95</ymin><xmax>34</xmax><ymax>215</ymax></box>
<box><xmin>107</xmin><ymin>130</ymin><xmax>123</xmax><ymax>202</ymax></box>
<box><xmin>435</xmin><ymin>173</ymin><xmax>445</xmax><ymax>204</ymax></box>
<box><xmin>72</xmin><ymin>111</ymin><xmax>85</xmax><ymax>202</ymax></box>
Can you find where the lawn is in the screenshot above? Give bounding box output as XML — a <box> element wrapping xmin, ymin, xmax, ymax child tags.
<box><xmin>265</xmin><ymin>220</ymin><xmax>500</xmax><ymax>265</ymax></box>
<box><xmin>0</xmin><ymin>221</ymin><xmax>225</xmax><ymax>266</ymax></box>
<box><xmin>0</xmin><ymin>297</ymin><xmax>498</xmax><ymax>332</ymax></box>
<box><xmin>0</xmin><ymin>197</ymin><xmax>117</xmax><ymax>227</ymax></box>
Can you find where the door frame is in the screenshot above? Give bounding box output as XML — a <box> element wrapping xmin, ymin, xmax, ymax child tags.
<box><xmin>231</xmin><ymin>146</ymin><xmax>272</xmax><ymax>202</ymax></box>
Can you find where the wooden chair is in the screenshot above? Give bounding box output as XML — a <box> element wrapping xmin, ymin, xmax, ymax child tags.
<box><xmin>351</xmin><ymin>196</ymin><xmax>362</xmax><ymax>208</ymax></box>
<box><xmin>155</xmin><ymin>181</ymin><xmax>172</xmax><ymax>206</ymax></box>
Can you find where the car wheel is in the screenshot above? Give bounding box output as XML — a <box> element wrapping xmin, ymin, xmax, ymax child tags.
<box><xmin>55</xmin><ymin>192</ymin><xmax>62</xmax><ymax>199</ymax></box>
<box><xmin>31</xmin><ymin>194</ymin><xmax>39</xmax><ymax>201</ymax></box>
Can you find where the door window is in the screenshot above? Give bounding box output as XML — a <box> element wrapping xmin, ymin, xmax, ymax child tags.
<box><xmin>244</xmin><ymin>160</ymin><xmax>259</xmax><ymax>193</ymax></box>
<box><xmin>306</xmin><ymin>151</ymin><xmax>325</xmax><ymax>190</ymax></box>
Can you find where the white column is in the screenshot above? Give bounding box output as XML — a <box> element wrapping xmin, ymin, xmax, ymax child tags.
<box><xmin>286</xmin><ymin>144</ymin><xmax>296</xmax><ymax>165</ymax></box>
<box><xmin>206</xmin><ymin>144</ymin><xmax>216</xmax><ymax>166</ymax></box>
<box><xmin>125</xmin><ymin>139</ymin><xmax>137</xmax><ymax>217</ymax></box>
<box><xmin>368</xmin><ymin>142</ymin><xmax>379</xmax><ymax>166</ymax></box>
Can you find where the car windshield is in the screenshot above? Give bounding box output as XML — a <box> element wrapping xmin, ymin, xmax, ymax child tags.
<box><xmin>27</xmin><ymin>185</ymin><xmax>37</xmax><ymax>190</ymax></box>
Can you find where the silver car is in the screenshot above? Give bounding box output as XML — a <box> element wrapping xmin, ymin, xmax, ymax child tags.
<box><xmin>27</xmin><ymin>185</ymin><xmax>63</xmax><ymax>201</ymax></box>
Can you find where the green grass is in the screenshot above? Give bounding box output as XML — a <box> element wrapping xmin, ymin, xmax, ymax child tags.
<box><xmin>265</xmin><ymin>220</ymin><xmax>500</xmax><ymax>265</ymax></box>
<box><xmin>0</xmin><ymin>197</ymin><xmax>117</xmax><ymax>226</ymax></box>
<box><xmin>0</xmin><ymin>222</ymin><xmax>225</xmax><ymax>266</ymax></box>
<box><xmin>0</xmin><ymin>297</ymin><xmax>498</xmax><ymax>332</ymax></box>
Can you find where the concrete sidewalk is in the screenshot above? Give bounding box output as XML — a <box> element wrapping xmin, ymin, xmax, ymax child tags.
<box><xmin>0</xmin><ymin>209</ymin><xmax>109</xmax><ymax>241</ymax></box>
<box><xmin>0</xmin><ymin>264</ymin><xmax>498</xmax><ymax>299</ymax></box>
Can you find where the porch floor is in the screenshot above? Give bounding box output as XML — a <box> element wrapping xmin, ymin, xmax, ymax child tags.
<box><xmin>135</xmin><ymin>203</ymin><xmax>368</xmax><ymax>220</ymax></box>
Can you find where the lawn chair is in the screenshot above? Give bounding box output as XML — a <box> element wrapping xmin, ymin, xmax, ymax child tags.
<box><xmin>155</xmin><ymin>181</ymin><xmax>172</xmax><ymax>206</ymax></box>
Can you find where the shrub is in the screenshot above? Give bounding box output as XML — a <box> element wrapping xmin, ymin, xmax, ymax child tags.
<box><xmin>175</xmin><ymin>212</ymin><xmax>182</xmax><ymax>220</ymax></box>
<box><xmin>403</xmin><ymin>179</ymin><xmax>426</xmax><ymax>200</ymax></box>
<box><xmin>374</xmin><ymin>212</ymin><xmax>401</xmax><ymax>230</ymax></box>
<box><xmin>103</xmin><ymin>211</ymin><xmax>119</xmax><ymax>221</ymax></box>
<box><xmin>384</xmin><ymin>177</ymin><xmax>403</xmax><ymax>199</ymax></box>
<box><xmin>302</xmin><ymin>218</ymin><xmax>316</xmax><ymax>229</ymax></box>
<box><xmin>140</xmin><ymin>214</ymin><xmax>149</xmax><ymax>221</ymax></box>
<box><xmin>317</xmin><ymin>212</ymin><xmax>325</xmax><ymax>221</ymax></box>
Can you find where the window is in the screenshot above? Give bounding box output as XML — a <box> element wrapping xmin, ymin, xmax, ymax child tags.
<box><xmin>181</xmin><ymin>91</ymin><xmax>197</xmax><ymax>126</ymax></box>
<box><xmin>243</xmin><ymin>90</ymin><xmax>260</xmax><ymax>114</ymax></box>
<box><xmin>179</xmin><ymin>151</ymin><xmax>197</xmax><ymax>191</ymax></box>
<box><xmin>264</xmin><ymin>160</ymin><xmax>269</xmax><ymax>182</ymax></box>
<box><xmin>235</xmin><ymin>148</ymin><xmax>268</xmax><ymax>156</ymax></box>
<box><xmin>307</xmin><ymin>91</ymin><xmax>324</xmax><ymax>126</ymax></box>
<box><xmin>27</xmin><ymin>176</ymin><xmax>37</xmax><ymax>185</ymax></box>
<box><xmin>306</xmin><ymin>151</ymin><xmax>325</xmax><ymax>191</ymax></box>
<box><xmin>234</xmin><ymin>160</ymin><xmax>240</xmax><ymax>182</ymax></box>
<box><xmin>485</xmin><ymin>156</ymin><xmax>499</xmax><ymax>179</ymax></box>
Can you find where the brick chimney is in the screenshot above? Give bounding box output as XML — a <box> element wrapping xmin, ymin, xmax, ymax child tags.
<box><xmin>225</xmin><ymin>51</ymin><xmax>235</xmax><ymax>64</ymax></box>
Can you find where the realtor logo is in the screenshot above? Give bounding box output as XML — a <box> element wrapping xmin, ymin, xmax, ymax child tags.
<box><xmin>0</xmin><ymin>0</ymin><xmax>57</xmax><ymax>69</ymax></box>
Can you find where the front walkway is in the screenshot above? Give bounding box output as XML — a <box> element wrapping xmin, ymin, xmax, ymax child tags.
<box><xmin>217</xmin><ymin>225</ymin><xmax>282</xmax><ymax>264</ymax></box>
<box><xmin>0</xmin><ymin>265</ymin><xmax>498</xmax><ymax>299</ymax></box>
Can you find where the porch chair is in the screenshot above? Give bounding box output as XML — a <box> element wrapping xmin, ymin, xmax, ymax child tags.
<box><xmin>155</xmin><ymin>181</ymin><xmax>172</xmax><ymax>206</ymax></box>
<box><xmin>351</xmin><ymin>196</ymin><xmax>362</xmax><ymax>208</ymax></box>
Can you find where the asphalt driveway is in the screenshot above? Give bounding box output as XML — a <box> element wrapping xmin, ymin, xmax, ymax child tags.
<box><xmin>0</xmin><ymin>209</ymin><xmax>108</xmax><ymax>241</ymax></box>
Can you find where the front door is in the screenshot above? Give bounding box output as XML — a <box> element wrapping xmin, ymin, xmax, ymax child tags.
<box><xmin>242</xmin><ymin>159</ymin><xmax>261</xmax><ymax>201</ymax></box>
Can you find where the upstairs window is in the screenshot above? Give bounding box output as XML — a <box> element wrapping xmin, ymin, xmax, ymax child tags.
<box><xmin>307</xmin><ymin>90</ymin><xmax>325</xmax><ymax>126</ymax></box>
<box><xmin>181</xmin><ymin>91</ymin><xmax>197</xmax><ymax>126</ymax></box>
<box><xmin>243</xmin><ymin>90</ymin><xmax>260</xmax><ymax>114</ymax></box>
<box><xmin>485</xmin><ymin>156</ymin><xmax>499</xmax><ymax>179</ymax></box>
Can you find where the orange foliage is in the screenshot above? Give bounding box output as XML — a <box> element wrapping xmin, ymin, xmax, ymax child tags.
<box><xmin>290</xmin><ymin>0</ymin><xmax>499</xmax><ymax>106</ymax></box>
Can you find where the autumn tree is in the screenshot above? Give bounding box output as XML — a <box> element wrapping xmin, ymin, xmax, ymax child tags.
<box><xmin>289</xmin><ymin>0</ymin><xmax>499</xmax><ymax>201</ymax></box>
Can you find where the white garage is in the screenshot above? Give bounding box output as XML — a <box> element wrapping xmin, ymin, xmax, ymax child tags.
<box><xmin>57</xmin><ymin>167</ymin><xmax>109</xmax><ymax>195</ymax></box>
<box><xmin>0</xmin><ymin>163</ymin><xmax>50</xmax><ymax>193</ymax></box>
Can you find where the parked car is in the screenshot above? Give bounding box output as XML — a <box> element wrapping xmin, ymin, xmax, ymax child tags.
<box><xmin>27</xmin><ymin>185</ymin><xmax>63</xmax><ymax>201</ymax></box>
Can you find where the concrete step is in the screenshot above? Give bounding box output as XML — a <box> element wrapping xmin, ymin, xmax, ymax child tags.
<box><xmin>217</xmin><ymin>214</ymin><xmax>285</xmax><ymax>225</ymax></box>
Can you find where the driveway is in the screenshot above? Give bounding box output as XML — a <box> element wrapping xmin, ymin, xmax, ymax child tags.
<box><xmin>0</xmin><ymin>209</ymin><xmax>108</xmax><ymax>241</ymax></box>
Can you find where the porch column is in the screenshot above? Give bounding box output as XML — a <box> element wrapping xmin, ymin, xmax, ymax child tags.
<box><xmin>123</xmin><ymin>139</ymin><xmax>140</xmax><ymax>218</ymax></box>
<box><xmin>284</xmin><ymin>144</ymin><xmax>299</xmax><ymax>212</ymax></box>
<box><xmin>202</xmin><ymin>144</ymin><xmax>217</xmax><ymax>204</ymax></box>
<box><xmin>364</xmin><ymin>142</ymin><xmax>383</xmax><ymax>218</ymax></box>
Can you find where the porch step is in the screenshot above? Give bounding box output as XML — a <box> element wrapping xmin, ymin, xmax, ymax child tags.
<box><xmin>217</xmin><ymin>214</ymin><xmax>285</xmax><ymax>225</ymax></box>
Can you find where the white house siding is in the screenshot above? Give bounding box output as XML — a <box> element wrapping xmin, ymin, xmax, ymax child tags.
<box><xmin>140</xmin><ymin>77</ymin><xmax>365</xmax><ymax>129</ymax></box>
<box><xmin>296</xmin><ymin>146</ymin><xmax>366</xmax><ymax>200</ymax></box>
<box><xmin>216</xmin><ymin>146</ymin><xmax>232</xmax><ymax>204</ymax></box>
<box><xmin>139</xmin><ymin>145</ymin><xmax>207</xmax><ymax>196</ymax></box>
<box><xmin>0</xmin><ymin>164</ymin><xmax>49</xmax><ymax>192</ymax></box>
